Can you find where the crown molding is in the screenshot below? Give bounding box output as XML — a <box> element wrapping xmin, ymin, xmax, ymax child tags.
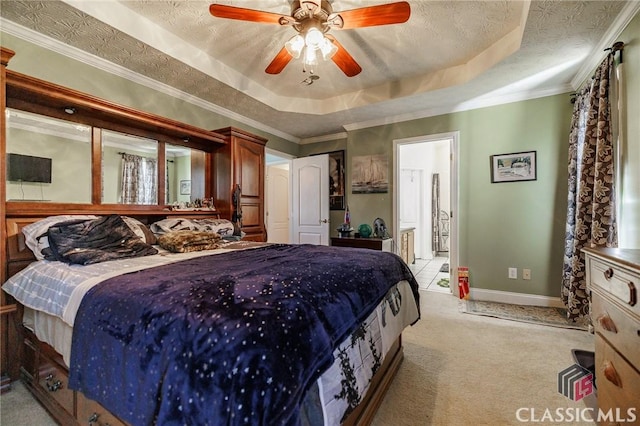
<box><xmin>570</xmin><ymin>1</ymin><xmax>640</xmax><ymax>90</ymax></box>
<box><xmin>343</xmin><ymin>83</ymin><xmax>574</xmax><ymax>132</ymax></box>
<box><xmin>299</xmin><ymin>132</ymin><xmax>348</xmax><ymax>145</ymax></box>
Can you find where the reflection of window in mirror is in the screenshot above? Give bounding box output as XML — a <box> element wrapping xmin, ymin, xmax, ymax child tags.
<box><xmin>166</xmin><ymin>144</ymin><xmax>206</xmax><ymax>205</ymax></box>
<box><xmin>5</xmin><ymin>108</ymin><xmax>92</xmax><ymax>203</ymax></box>
<box><xmin>101</xmin><ymin>130</ymin><xmax>158</xmax><ymax>205</ymax></box>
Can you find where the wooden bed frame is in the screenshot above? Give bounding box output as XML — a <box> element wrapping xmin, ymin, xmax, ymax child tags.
<box><xmin>4</xmin><ymin>215</ymin><xmax>404</xmax><ymax>426</ymax></box>
<box><xmin>0</xmin><ymin>47</ymin><xmax>406</xmax><ymax>425</ymax></box>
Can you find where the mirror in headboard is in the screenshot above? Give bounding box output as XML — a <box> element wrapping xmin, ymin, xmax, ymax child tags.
<box><xmin>101</xmin><ymin>130</ymin><xmax>159</xmax><ymax>205</ymax></box>
<box><xmin>3</xmin><ymin>68</ymin><xmax>227</xmax><ymax>214</ymax></box>
<box><xmin>5</xmin><ymin>108</ymin><xmax>92</xmax><ymax>203</ymax></box>
<box><xmin>165</xmin><ymin>143</ymin><xmax>206</xmax><ymax>205</ymax></box>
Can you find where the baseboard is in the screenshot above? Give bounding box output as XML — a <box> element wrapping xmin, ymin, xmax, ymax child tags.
<box><xmin>469</xmin><ymin>288</ymin><xmax>564</xmax><ymax>308</ymax></box>
<box><xmin>0</xmin><ymin>373</ymin><xmax>12</xmax><ymax>394</ymax></box>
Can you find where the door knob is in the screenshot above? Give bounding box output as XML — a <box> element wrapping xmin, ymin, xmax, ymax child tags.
<box><xmin>320</xmin><ymin>219</ymin><xmax>328</xmax><ymax>223</ymax></box>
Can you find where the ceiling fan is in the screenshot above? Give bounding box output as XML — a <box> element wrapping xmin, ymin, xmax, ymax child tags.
<box><xmin>209</xmin><ymin>1</ymin><xmax>411</xmax><ymax>77</ymax></box>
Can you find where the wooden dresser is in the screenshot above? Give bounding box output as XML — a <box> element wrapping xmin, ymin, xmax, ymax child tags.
<box><xmin>331</xmin><ymin>236</ymin><xmax>392</xmax><ymax>252</ymax></box>
<box><xmin>583</xmin><ymin>248</ymin><xmax>640</xmax><ymax>424</ymax></box>
<box><xmin>399</xmin><ymin>228</ymin><xmax>415</xmax><ymax>265</ymax></box>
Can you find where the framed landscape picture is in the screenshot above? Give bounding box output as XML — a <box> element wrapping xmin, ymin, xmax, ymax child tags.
<box><xmin>180</xmin><ymin>179</ymin><xmax>191</xmax><ymax>195</ymax></box>
<box><xmin>490</xmin><ymin>151</ymin><xmax>537</xmax><ymax>183</ymax></box>
<box><xmin>352</xmin><ymin>154</ymin><xmax>388</xmax><ymax>193</ymax></box>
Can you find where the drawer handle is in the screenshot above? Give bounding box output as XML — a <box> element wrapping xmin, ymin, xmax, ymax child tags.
<box><xmin>88</xmin><ymin>412</ymin><xmax>99</xmax><ymax>426</ymax></box>
<box><xmin>597</xmin><ymin>313</ymin><xmax>618</xmax><ymax>333</ymax></box>
<box><xmin>604</xmin><ymin>268</ymin><xmax>614</xmax><ymax>280</ymax></box>
<box><xmin>602</xmin><ymin>360</ymin><xmax>622</xmax><ymax>388</ymax></box>
<box><xmin>628</xmin><ymin>281</ymin><xmax>637</xmax><ymax>306</ymax></box>
<box><xmin>45</xmin><ymin>374</ymin><xmax>63</xmax><ymax>392</ymax></box>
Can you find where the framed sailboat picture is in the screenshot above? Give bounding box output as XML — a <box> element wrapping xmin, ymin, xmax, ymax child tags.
<box><xmin>352</xmin><ymin>154</ymin><xmax>388</xmax><ymax>194</ymax></box>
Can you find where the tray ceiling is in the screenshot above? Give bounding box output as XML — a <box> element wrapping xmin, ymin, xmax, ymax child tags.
<box><xmin>0</xmin><ymin>1</ymin><xmax>636</xmax><ymax>142</ymax></box>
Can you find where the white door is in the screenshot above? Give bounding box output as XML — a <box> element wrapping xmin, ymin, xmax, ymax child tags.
<box><xmin>291</xmin><ymin>155</ymin><xmax>329</xmax><ymax>245</ymax></box>
<box><xmin>266</xmin><ymin>165</ymin><xmax>290</xmax><ymax>243</ymax></box>
<box><xmin>399</xmin><ymin>169</ymin><xmax>423</xmax><ymax>259</ymax></box>
<box><xmin>394</xmin><ymin>132</ymin><xmax>459</xmax><ymax>297</ymax></box>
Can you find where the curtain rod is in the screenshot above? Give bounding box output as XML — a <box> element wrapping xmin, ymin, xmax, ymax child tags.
<box><xmin>605</xmin><ymin>41</ymin><xmax>625</xmax><ymax>63</ymax></box>
<box><xmin>570</xmin><ymin>41</ymin><xmax>625</xmax><ymax>103</ymax></box>
<box><xmin>118</xmin><ymin>151</ymin><xmax>173</xmax><ymax>162</ymax></box>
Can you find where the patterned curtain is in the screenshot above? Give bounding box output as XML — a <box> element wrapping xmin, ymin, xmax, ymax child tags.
<box><xmin>561</xmin><ymin>54</ymin><xmax>618</xmax><ymax>323</ymax></box>
<box><xmin>120</xmin><ymin>153</ymin><xmax>158</xmax><ymax>205</ymax></box>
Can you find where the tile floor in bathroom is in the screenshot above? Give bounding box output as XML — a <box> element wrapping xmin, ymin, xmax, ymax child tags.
<box><xmin>408</xmin><ymin>256</ymin><xmax>451</xmax><ymax>293</ymax></box>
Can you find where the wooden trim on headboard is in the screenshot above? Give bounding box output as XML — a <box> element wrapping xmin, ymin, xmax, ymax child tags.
<box><xmin>1</xmin><ymin>47</ymin><xmax>15</xmax><ymax>285</ymax></box>
<box><xmin>1</xmin><ymin>47</ymin><xmax>16</xmax><ymax>384</ymax></box>
<box><xmin>6</xmin><ymin>218</ymin><xmax>38</xmax><ymax>278</ymax></box>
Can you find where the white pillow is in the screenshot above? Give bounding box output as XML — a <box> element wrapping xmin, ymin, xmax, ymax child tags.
<box><xmin>22</xmin><ymin>215</ymin><xmax>98</xmax><ymax>260</ymax></box>
<box><xmin>121</xmin><ymin>216</ymin><xmax>157</xmax><ymax>245</ymax></box>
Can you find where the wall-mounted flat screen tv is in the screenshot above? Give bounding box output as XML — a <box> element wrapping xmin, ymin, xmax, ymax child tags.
<box><xmin>6</xmin><ymin>153</ymin><xmax>52</xmax><ymax>183</ymax></box>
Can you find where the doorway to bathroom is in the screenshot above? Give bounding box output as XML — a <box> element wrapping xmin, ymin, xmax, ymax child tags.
<box><xmin>393</xmin><ymin>132</ymin><xmax>459</xmax><ymax>296</ymax></box>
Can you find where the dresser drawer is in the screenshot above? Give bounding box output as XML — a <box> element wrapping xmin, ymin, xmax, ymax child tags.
<box><xmin>588</xmin><ymin>257</ymin><xmax>638</xmax><ymax>313</ymax></box>
<box><xmin>591</xmin><ymin>292</ymin><xmax>640</xmax><ymax>369</ymax></box>
<box><xmin>38</xmin><ymin>357</ymin><xmax>74</xmax><ymax>415</ymax></box>
<box><xmin>77</xmin><ymin>393</ymin><xmax>128</xmax><ymax>426</ymax></box>
<box><xmin>595</xmin><ymin>335</ymin><xmax>640</xmax><ymax>425</ymax></box>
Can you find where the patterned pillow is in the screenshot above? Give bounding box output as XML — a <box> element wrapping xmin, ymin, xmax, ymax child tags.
<box><xmin>151</xmin><ymin>218</ymin><xmax>234</xmax><ymax>237</ymax></box>
<box><xmin>157</xmin><ymin>230</ymin><xmax>222</xmax><ymax>253</ymax></box>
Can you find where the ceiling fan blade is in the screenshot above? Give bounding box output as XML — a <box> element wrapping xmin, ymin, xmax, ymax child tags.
<box><xmin>334</xmin><ymin>1</ymin><xmax>410</xmax><ymax>29</ymax></box>
<box><xmin>209</xmin><ymin>4</ymin><xmax>291</xmax><ymax>25</ymax></box>
<box><xmin>265</xmin><ymin>47</ymin><xmax>294</xmax><ymax>74</ymax></box>
<box><xmin>326</xmin><ymin>35</ymin><xmax>362</xmax><ymax>77</ymax></box>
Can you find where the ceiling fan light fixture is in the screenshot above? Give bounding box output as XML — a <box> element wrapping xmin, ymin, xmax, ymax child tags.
<box><xmin>210</xmin><ymin>1</ymin><xmax>410</xmax><ymax>77</ymax></box>
<box><xmin>319</xmin><ymin>36</ymin><xmax>338</xmax><ymax>60</ymax></box>
<box><xmin>300</xmin><ymin>0</ymin><xmax>321</xmax><ymax>14</ymax></box>
<box><xmin>304</xmin><ymin>27</ymin><xmax>324</xmax><ymax>48</ymax></box>
<box><xmin>285</xmin><ymin>34</ymin><xmax>305</xmax><ymax>58</ymax></box>
<box><xmin>304</xmin><ymin>45</ymin><xmax>318</xmax><ymax>66</ymax></box>
<box><xmin>303</xmin><ymin>46</ymin><xmax>319</xmax><ymax>74</ymax></box>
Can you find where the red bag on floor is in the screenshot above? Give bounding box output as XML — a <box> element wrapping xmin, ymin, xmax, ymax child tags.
<box><xmin>458</xmin><ymin>267</ymin><xmax>469</xmax><ymax>299</ymax></box>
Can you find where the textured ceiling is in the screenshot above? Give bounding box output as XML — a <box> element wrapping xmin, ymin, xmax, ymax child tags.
<box><xmin>0</xmin><ymin>1</ymin><xmax>636</xmax><ymax>142</ymax></box>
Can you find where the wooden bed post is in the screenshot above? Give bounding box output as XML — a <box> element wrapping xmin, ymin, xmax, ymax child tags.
<box><xmin>0</xmin><ymin>46</ymin><xmax>17</xmax><ymax>391</ymax></box>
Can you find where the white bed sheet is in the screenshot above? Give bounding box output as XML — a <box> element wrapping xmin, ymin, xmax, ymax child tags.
<box><xmin>3</xmin><ymin>247</ymin><xmax>239</xmax><ymax>326</ymax></box>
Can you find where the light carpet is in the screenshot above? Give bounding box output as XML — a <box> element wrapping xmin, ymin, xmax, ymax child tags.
<box><xmin>459</xmin><ymin>299</ymin><xmax>589</xmax><ymax>330</ymax></box>
<box><xmin>1</xmin><ymin>291</ymin><xmax>596</xmax><ymax>425</ymax></box>
<box><xmin>372</xmin><ymin>291</ymin><xmax>595</xmax><ymax>425</ymax></box>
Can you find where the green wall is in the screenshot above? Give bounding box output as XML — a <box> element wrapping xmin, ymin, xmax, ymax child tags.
<box><xmin>617</xmin><ymin>11</ymin><xmax>640</xmax><ymax>248</ymax></box>
<box><xmin>304</xmin><ymin>96</ymin><xmax>573</xmax><ymax>297</ymax></box>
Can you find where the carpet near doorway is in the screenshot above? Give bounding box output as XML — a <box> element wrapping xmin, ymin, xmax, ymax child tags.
<box><xmin>459</xmin><ymin>299</ymin><xmax>589</xmax><ymax>330</ymax></box>
<box><xmin>438</xmin><ymin>262</ymin><xmax>449</xmax><ymax>272</ymax></box>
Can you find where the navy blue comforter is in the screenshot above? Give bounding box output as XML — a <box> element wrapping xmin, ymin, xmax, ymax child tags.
<box><xmin>68</xmin><ymin>244</ymin><xmax>419</xmax><ymax>425</ymax></box>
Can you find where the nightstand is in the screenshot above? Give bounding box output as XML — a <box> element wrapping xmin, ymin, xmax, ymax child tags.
<box><xmin>330</xmin><ymin>236</ymin><xmax>392</xmax><ymax>252</ymax></box>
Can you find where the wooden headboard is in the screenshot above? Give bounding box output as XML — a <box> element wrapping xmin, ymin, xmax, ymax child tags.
<box><xmin>6</xmin><ymin>217</ymin><xmax>39</xmax><ymax>279</ymax></box>
<box><xmin>4</xmin><ymin>211</ymin><xmax>224</xmax><ymax>279</ymax></box>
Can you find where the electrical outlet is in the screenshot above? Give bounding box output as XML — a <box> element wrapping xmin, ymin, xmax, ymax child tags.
<box><xmin>523</xmin><ymin>269</ymin><xmax>531</xmax><ymax>280</ymax></box>
<box><xmin>508</xmin><ymin>268</ymin><xmax>517</xmax><ymax>279</ymax></box>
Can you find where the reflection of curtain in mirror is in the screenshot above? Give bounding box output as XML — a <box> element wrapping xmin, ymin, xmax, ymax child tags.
<box><xmin>121</xmin><ymin>153</ymin><xmax>157</xmax><ymax>204</ymax></box>
<box><xmin>165</xmin><ymin>160</ymin><xmax>173</xmax><ymax>204</ymax></box>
